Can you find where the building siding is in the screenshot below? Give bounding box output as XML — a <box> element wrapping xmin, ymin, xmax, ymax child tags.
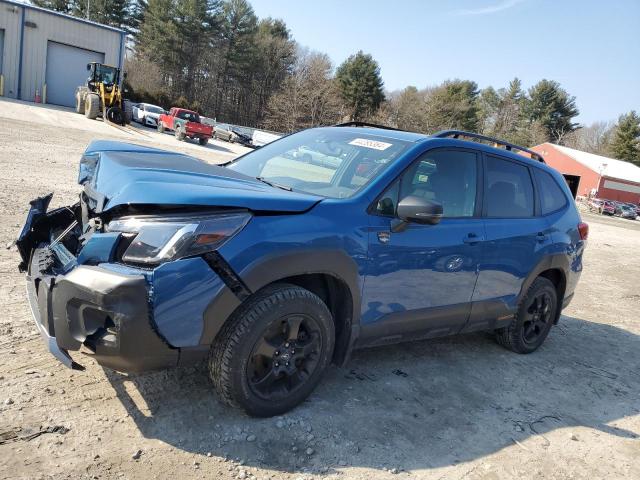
<box><xmin>531</xmin><ymin>144</ymin><xmax>601</xmax><ymax>197</ymax></box>
<box><xmin>598</xmin><ymin>176</ymin><xmax>640</xmax><ymax>204</ymax></box>
<box><xmin>0</xmin><ymin>0</ymin><xmax>124</xmax><ymax>103</ymax></box>
<box><xmin>532</xmin><ymin>143</ymin><xmax>640</xmax><ymax>204</ymax></box>
<box><xmin>0</xmin><ymin>1</ymin><xmax>21</xmax><ymax>98</ymax></box>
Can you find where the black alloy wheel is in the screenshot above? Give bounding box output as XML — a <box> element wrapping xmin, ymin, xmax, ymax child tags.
<box><xmin>495</xmin><ymin>276</ymin><xmax>558</xmax><ymax>354</ymax></box>
<box><xmin>522</xmin><ymin>291</ymin><xmax>553</xmax><ymax>345</ymax></box>
<box><xmin>248</xmin><ymin>314</ymin><xmax>322</xmax><ymax>401</ymax></box>
<box><xmin>209</xmin><ymin>283</ymin><xmax>334</xmax><ymax>417</ymax></box>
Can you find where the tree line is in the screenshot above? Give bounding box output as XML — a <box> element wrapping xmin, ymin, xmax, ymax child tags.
<box><xmin>34</xmin><ymin>0</ymin><xmax>640</xmax><ymax>165</ymax></box>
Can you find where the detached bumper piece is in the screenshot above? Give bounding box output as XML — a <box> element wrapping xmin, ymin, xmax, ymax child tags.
<box><xmin>27</xmin><ymin>248</ymin><xmax>179</xmax><ymax>372</ymax></box>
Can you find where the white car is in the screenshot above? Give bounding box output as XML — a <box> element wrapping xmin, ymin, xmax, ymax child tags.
<box><xmin>132</xmin><ymin>103</ymin><xmax>165</xmax><ymax>128</ymax></box>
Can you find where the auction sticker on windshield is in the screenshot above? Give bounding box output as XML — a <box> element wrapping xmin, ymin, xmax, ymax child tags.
<box><xmin>349</xmin><ymin>138</ymin><xmax>392</xmax><ymax>150</ymax></box>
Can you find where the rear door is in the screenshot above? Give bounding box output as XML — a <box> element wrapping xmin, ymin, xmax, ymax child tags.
<box><xmin>466</xmin><ymin>154</ymin><xmax>551</xmax><ymax>331</ymax></box>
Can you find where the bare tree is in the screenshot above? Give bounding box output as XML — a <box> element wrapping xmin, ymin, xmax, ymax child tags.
<box><xmin>564</xmin><ymin>121</ymin><xmax>615</xmax><ymax>154</ymax></box>
<box><xmin>263</xmin><ymin>48</ymin><xmax>342</xmax><ymax>132</ymax></box>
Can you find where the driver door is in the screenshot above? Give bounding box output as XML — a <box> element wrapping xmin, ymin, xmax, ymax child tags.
<box><xmin>359</xmin><ymin>148</ymin><xmax>484</xmax><ymax>346</ymax></box>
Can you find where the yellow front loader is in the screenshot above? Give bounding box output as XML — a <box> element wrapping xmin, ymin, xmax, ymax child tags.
<box><xmin>74</xmin><ymin>62</ymin><xmax>132</xmax><ymax>125</ymax></box>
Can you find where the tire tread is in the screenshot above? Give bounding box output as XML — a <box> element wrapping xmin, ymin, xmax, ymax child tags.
<box><xmin>208</xmin><ymin>284</ymin><xmax>328</xmax><ymax>411</ymax></box>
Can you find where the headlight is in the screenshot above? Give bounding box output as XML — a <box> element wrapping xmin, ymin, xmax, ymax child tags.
<box><xmin>108</xmin><ymin>212</ymin><xmax>250</xmax><ymax>265</ymax></box>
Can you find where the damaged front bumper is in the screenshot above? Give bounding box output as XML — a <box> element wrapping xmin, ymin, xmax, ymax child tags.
<box><xmin>25</xmin><ymin>246</ymin><xmax>179</xmax><ymax>372</ymax></box>
<box><xmin>16</xmin><ymin>195</ymin><xmax>187</xmax><ymax>372</ymax></box>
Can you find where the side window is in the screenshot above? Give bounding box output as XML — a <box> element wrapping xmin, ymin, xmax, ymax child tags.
<box><xmin>485</xmin><ymin>156</ymin><xmax>534</xmax><ymax>217</ymax></box>
<box><xmin>399</xmin><ymin>150</ymin><xmax>478</xmax><ymax>217</ymax></box>
<box><xmin>535</xmin><ymin>169</ymin><xmax>568</xmax><ymax>214</ymax></box>
<box><xmin>375</xmin><ymin>179</ymin><xmax>400</xmax><ymax>216</ymax></box>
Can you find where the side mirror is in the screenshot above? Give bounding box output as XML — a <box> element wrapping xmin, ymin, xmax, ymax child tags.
<box><xmin>392</xmin><ymin>196</ymin><xmax>443</xmax><ymax>232</ymax></box>
<box><xmin>123</xmin><ymin>71</ymin><xmax>128</xmax><ymax>79</ymax></box>
<box><xmin>86</xmin><ymin>63</ymin><xmax>91</xmax><ymax>71</ymax></box>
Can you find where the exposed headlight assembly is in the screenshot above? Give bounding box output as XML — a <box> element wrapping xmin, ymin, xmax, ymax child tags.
<box><xmin>108</xmin><ymin>212</ymin><xmax>251</xmax><ymax>265</ymax></box>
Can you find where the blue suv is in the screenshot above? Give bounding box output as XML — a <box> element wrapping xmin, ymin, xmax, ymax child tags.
<box><xmin>17</xmin><ymin>125</ymin><xmax>588</xmax><ymax>416</ymax></box>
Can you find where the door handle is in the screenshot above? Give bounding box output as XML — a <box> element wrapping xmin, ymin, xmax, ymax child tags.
<box><xmin>463</xmin><ymin>233</ymin><xmax>484</xmax><ymax>244</ymax></box>
<box><xmin>536</xmin><ymin>232</ymin><xmax>548</xmax><ymax>243</ymax></box>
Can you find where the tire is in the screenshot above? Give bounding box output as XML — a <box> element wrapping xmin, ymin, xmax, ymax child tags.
<box><xmin>123</xmin><ymin>99</ymin><xmax>133</xmax><ymax>125</ymax></box>
<box><xmin>175</xmin><ymin>127</ymin><xmax>186</xmax><ymax>141</ymax></box>
<box><xmin>85</xmin><ymin>94</ymin><xmax>100</xmax><ymax>120</ymax></box>
<box><xmin>209</xmin><ymin>283</ymin><xmax>335</xmax><ymax>417</ymax></box>
<box><xmin>75</xmin><ymin>92</ymin><xmax>85</xmax><ymax>114</ymax></box>
<box><xmin>157</xmin><ymin>122</ymin><xmax>165</xmax><ymax>133</ymax></box>
<box><xmin>199</xmin><ymin>137</ymin><xmax>208</xmax><ymax>146</ymax></box>
<box><xmin>495</xmin><ymin>277</ymin><xmax>558</xmax><ymax>354</ymax></box>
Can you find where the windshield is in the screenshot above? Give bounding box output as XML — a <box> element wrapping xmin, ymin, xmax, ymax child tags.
<box><xmin>95</xmin><ymin>65</ymin><xmax>118</xmax><ymax>84</ymax></box>
<box><xmin>146</xmin><ymin>105</ymin><xmax>164</xmax><ymax>114</ymax></box>
<box><xmin>227</xmin><ymin>128</ymin><xmax>411</xmax><ymax>198</ymax></box>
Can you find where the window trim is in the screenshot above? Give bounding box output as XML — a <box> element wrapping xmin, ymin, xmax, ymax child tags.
<box><xmin>368</xmin><ymin>147</ymin><xmax>483</xmax><ymax>220</ymax></box>
<box><xmin>532</xmin><ymin>167</ymin><xmax>569</xmax><ymax>216</ymax></box>
<box><xmin>481</xmin><ymin>153</ymin><xmax>537</xmax><ymax>219</ymax></box>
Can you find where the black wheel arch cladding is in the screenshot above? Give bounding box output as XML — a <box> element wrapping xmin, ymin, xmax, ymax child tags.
<box><xmin>201</xmin><ymin>249</ymin><xmax>359</xmax><ymax>366</ymax></box>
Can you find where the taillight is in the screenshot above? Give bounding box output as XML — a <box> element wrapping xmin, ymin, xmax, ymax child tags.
<box><xmin>578</xmin><ymin>222</ymin><xmax>589</xmax><ymax>240</ymax></box>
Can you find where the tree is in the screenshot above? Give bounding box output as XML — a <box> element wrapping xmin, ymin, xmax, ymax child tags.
<box><xmin>479</xmin><ymin>78</ymin><xmax>530</xmax><ymax>144</ymax></box>
<box><xmin>609</xmin><ymin>111</ymin><xmax>640</xmax><ymax>165</ymax></box>
<box><xmin>525</xmin><ymin>79</ymin><xmax>579</xmax><ymax>144</ymax></box>
<box><xmin>263</xmin><ymin>49</ymin><xmax>342</xmax><ymax>132</ymax></box>
<box><xmin>31</xmin><ymin>0</ymin><xmax>73</xmax><ymax>13</ymax></box>
<box><xmin>423</xmin><ymin>79</ymin><xmax>480</xmax><ymax>133</ymax></box>
<box><xmin>335</xmin><ymin>51</ymin><xmax>384</xmax><ymax>121</ymax></box>
<box><xmin>564</xmin><ymin>121</ymin><xmax>614</xmax><ymax>156</ymax></box>
<box><xmin>73</xmin><ymin>0</ymin><xmax>132</xmax><ymax>29</ymax></box>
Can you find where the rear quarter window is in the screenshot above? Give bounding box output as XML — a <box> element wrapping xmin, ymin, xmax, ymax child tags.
<box><xmin>535</xmin><ymin>169</ymin><xmax>568</xmax><ymax>214</ymax></box>
<box><xmin>485</xmin><ymin>156</ymin><xmax>534</xmax><ymax>218</ymax></box>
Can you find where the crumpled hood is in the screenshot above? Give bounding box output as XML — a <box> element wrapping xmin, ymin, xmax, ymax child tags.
<box><xmin>79</xmin><ymin>141</ymin><xmax>322</xmax><ymax>213</ymax></box>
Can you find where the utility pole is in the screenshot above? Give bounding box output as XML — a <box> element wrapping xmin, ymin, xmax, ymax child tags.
<box><xmin>86</xmin><ymin>0</ymin><xmax>90</xmax><ymax>20</ymax></box>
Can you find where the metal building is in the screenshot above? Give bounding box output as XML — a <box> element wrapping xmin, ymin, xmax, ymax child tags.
<box><xmin>0</xmin><ymin>0</ymin><xmax>125</xmax><ymax>107</ymax></box>
<box><xmin>532</xmin><ymin>143</ymin><xmax>640</xmax><ymax>204</ymax></box>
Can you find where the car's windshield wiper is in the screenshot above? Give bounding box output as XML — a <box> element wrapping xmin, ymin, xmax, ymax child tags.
<box><xmin>255</xmin><ymin>177</ymin><xmax>292</xmax><ymax>191</ymax></box>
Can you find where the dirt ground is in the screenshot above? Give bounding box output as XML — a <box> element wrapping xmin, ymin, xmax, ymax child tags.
<box><xmin>0</xmin><ymin>99</ymin><xmax>638</xmax><ymax>480</ymax></box>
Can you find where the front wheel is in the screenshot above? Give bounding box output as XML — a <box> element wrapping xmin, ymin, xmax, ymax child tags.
<box><xmin>495</xmin><ymin>277</ymin><xmax>558</xmax><ymax>354</ymax></box>
<box><xmin>157</xmin><ymin>122</ymin><xmax>165</xmax><ymax>133</ymax></box>
<box><xmin>199</xmin><ymin>137</ymin><xmax>208</xmax><ymax>146</ymax></box>
<box><xmin>209</xmin><ymin>284</ymin><xmax>335</xmax><ymax>417</ymax></box>
<box><xmin>123</xmin><ymin>99</ymin><xmax>133</xmax><ymax>125</ymax></box>
<box><xmin>175</xmin><ymin>128</ymin><xmax>186</xmax><ymax>141</ymax></box>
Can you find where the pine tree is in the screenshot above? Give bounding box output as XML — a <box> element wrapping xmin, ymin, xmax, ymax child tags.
<box><xmin>609</xmin><ymin>111</ymin><xmax>640</xmax><ymax>165</ymax></box>
<box><xmin>31</xmin><ymin>0</ymin><xmax>73</xmax><ymax>13</ymax></box>
<box><xmin>335</xmin><ymin>51</ymin><xmax>385</xmax><ymax>121</ymax></box>
<box><xmin>424</xmin><ymin>79</ymin><xmax>480</xmax><ymax>132</ymax></box>
<box><xmin>525</xmin><ymin>80</ymin><xmax>579</xmax><ymax>144</ymax></box>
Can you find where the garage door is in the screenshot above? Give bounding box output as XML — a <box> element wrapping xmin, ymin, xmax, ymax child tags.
<box><xmin>45</xmin><ymin>41</ymin><xmax>105</xmax><ymax>107</ymax></box>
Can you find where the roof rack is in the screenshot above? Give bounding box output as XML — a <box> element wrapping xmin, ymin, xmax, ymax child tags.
<box><xmin>333</xmin><ymin>121</ymin><xmax>400</xmax><ymax>131</ymax></box>
<box><xmin>432</xmin><ymin>130</ymin><xmax>545</xmax><ymax>163</ymax></box>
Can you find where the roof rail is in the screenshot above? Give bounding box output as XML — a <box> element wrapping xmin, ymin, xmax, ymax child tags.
<box><xmin>333</xmin><ymin>121</ymin><xmax>400</xmax><ymax>131</ymax></box>
<box><xmin>432</xmin><ymin>130</ymin><xmax>545</xmax><ymax>163</ymax></box>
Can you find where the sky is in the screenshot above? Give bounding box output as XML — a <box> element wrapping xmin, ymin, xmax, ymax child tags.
<box><xmin>249</xmin><ymin>0</ymin><xmax>640</xmax><ymax>125</ymax></box>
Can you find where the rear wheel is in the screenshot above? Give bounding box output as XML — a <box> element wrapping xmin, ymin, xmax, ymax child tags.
<box><xmin>209</xmin><ymin>284</ymin><xmax>334</xmax><ymax>417</ymax></box>
<box><xmin>495</xmin><ymin>277</ymin><xmax>558</xmax><ymax>354</ymax></box>
<box><xmin>199</xmin><ymin>137</ymin><xmax>208</xmax><ymax>146</ymax></box>
<box><xmin>85</xmin><ymin>94</ymin><xmax>100</xmax><ymax>120</ymax></box>
<box><xmin>75</xmin><ymin>91</ymin><xmax>85</xmax><ymax>114</ymax></box>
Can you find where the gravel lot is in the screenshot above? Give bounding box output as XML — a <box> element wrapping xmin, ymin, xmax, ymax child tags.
<box><xmin>0</xmin><ymin>99</ymin><xmax>638</xmax><ymax>480</ymax></box>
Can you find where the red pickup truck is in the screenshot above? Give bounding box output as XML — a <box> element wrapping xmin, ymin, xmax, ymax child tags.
<box><xmin>157</xmin><ymin>108</ymin><xmax>214</xmax><ymax>145</ymax></box>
